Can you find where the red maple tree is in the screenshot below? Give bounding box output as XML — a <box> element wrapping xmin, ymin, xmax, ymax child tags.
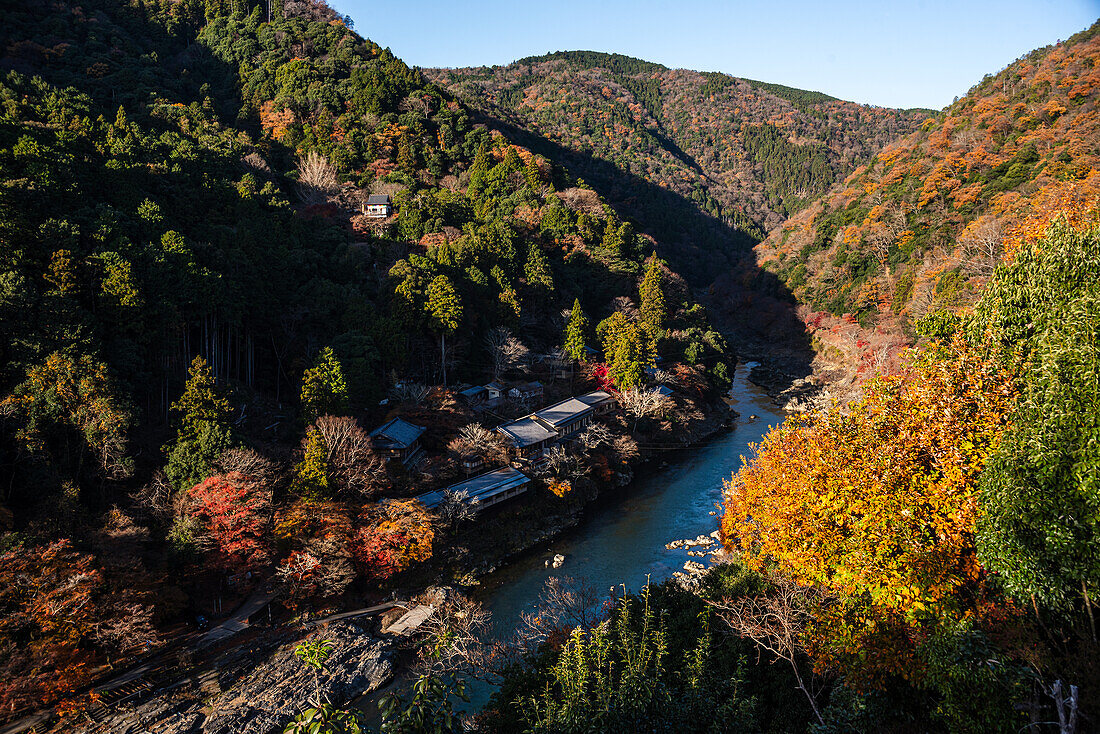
<box><xmin>188</xmin><ymin>471</ymin><xmax>272</xmax><ymax>574</ymax></box>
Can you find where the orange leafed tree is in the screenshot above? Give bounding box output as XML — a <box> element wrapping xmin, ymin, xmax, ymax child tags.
<box><xmin>0</xmin><ymin>540</ymin><xmax>104</xmax><ymax>712</ymax></box>
<box><xmin>722</xmin><ymin>342</ymin><xmax>1016</xmax><ymax>683</ymax></box>
<box><xmin>259</xmin><ymin>100</ymin><xmax>296</xmax><ymax>141</ymax></box>
<box><xmin>350</xmin><ymin>499</ymin><xmax>434</xmax><ymax>582</ymax></box>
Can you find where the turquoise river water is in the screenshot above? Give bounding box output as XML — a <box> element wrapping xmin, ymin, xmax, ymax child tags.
<box><xmin>465</xmin><ymin>361</ymin><xmax>786</xmax><ymax>711</ymax></box>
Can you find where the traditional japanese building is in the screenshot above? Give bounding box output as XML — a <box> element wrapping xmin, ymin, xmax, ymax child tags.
<box><xmin>364</xmin><ymin>193</ymin><xmax>392</xmax><ymax>218</ymax></box>
<box><xmin>416</xmin><ymin>467</ymin><xmax>531</xmax><ymax>513</ymax></box>
<box><xmin>369</xmin><ymin>417</ymin><xmax>425</xmax><ymax>467</ymax></box>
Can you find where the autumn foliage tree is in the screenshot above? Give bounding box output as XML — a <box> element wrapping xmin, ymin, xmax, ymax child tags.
<box><xmin>1</xmin><ymin>353</ymin><xmax>132</xmax><ymax>485</ymax></box>
<box><xmin>723</xmin><ymin>342</ymin><xmax>1016</xmax><ymax>684</ymax></box>
<box><xmin>351</xmin><ymin>499</ymin><xmax>434</xmax><ymax>582</ymax></box>
<box><xmin>187</xmin><ymin>471</ymin><xmax>272</xmax><ymax>574</ymax></box>
<box><xmin>0</xmin><ymin>540</ymin><xmax>151</xmax><ymax>712</ymax></box>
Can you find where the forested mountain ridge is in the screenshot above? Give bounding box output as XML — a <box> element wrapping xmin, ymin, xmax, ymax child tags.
<box><xmin>479</xmin><ymin>28</ymin><xmax>1100</xmax><ymax>734</ymax></box>
<box><xmin>754</xmin><ymin>21</ymin><xmax>1100</xmax><ymax>335</ymax></box>
<box><xmin>0</xmin><ymin>0</ymin><xmax>734</xmax><ymax>717</ymax></box>
<box><xmin>426</xmin><ymin>52</ymin><xmax>928</xmax><ymax>263</ymax></box>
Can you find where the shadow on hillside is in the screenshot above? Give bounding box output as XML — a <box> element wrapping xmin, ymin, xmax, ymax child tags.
<box><xmin>479</xmin><ymin>113</ymin><xmax>815</xmax><ymax>378</ymax></box>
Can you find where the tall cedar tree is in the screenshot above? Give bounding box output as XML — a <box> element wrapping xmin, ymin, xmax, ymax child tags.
<box><xmin>524</xmin><ymin>242</ymin><xmax>555</xmax><ymax>293</ymax></box>
<box><xmin>426</xmin><ymin>275</ymin><xmax>462</xmax><ymax>386</ymax></box>
<box><xmin>564</xmin><ymin>298</ymin><xmax>589</xmax><ymax>361</ymax></box>
<box><xmin>171</xmin><ymin>356</ymin><xmax>230</xmax><ymax>433</ymax></box>
<box><xmin>639</xmin><ymin>257</ymin><xmax>666</xmax><ymax>332</ymax></box>
<box><xmin>291</xmin><ymin>426</ymin><xmax>331</xmax><ymax>499</ymax></box>
<box><xmin>166</xmin><ymin>356</ymin><xmax>232</xmax><ymax>491</ymax></box>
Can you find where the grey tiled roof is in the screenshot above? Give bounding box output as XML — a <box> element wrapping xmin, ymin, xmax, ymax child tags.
<box><xmin>577</xmin><ymin>390</ymin><xmax>614</xmax><ymax>406</ymax></box>
<box><xmin>497</xmin><ymin>416</ymin><xmax>557</xmax><ymax>447</ymax></box>
<box><xmin>535</xmin><ymin>397</ymin><xmax>594</xmax><ymax>428</ymax></box>
<box><xmin>366</xmin><ymin>194</ymin><xmax>391</xmax><ymax>205</ymax></box>
<box><xmin>417</xmin><ymin>467</ymin><xmax>530</xmax><ymax>509</ymax></box>
<box><xmin>370</xmin><ymin>417</ymin><xmax>425</xmax><ymax>450</ymax></box>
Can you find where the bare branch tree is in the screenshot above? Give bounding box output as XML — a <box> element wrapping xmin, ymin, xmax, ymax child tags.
<box><xmin>710</xmin><ymin>575</ymin><xmax>831</xmax><ymax>725</ymax></box>
<box><xmin>578</xmin><ymin>422</ymin><xmax>613</xmax><ymax>451</ymax></box>
<box><xmin>92</xmin><ymin>603</ymin><xmax>158</xmax><ymax>661</ymax></box>
<box><xmin>484</xmin><ymin>327</ymin><xmax>529</xmax><ymax>380</ymax></box>
<box><xmin>447</xmin><ymin>423</ymin><xmax>511</xmax><ymax>465</ymax></box>
<box><xmin>215</xmin><ymin>446</ymin><xmax>278</xmax><ymax>487</ymax></box>
<box><xmin>390</xmin><ymin>382</ymin><xmax>431</xmax><ymax>406</ymax></box>
<box><xmin>535</xmin><ymin>445</ymin><xmax>583</xmax><ymax>479</ymax></box>
<box><xmin>958</xmin><ymin>218</ymin><xmax>1004</xmax><ymax>279</ymax></box>
<box><xmin>414</xmin><ymin>592</ymin><xmax>493</xmax><ymax>679</ymax></box>
<box><xmin>512</xmin><ymin>576</ymin><xmax>609</xmax><ymax>655</ymax></box>
<box><xmin>434</xmin><ymin>489</ymin><xmax>477</xmax><ymax>531</ymax></box>
<box><xmin>618</xmin><ymin>388</ymin><xmax>673</xmax><ymax>431</ymax></box>
<box><xmin>129</xmin><ymin>470</ymin><xmax>175</xmax><ymax>524</ymax></box>
<box><xmin>296</xmin><ymin>150</ymin><xmax>339</xmax><ymax>205</ymax></box>
<box><xmin>313</xmin><ymin>415</ymin><xmax>387</xmax><ymax>500</ymax></box>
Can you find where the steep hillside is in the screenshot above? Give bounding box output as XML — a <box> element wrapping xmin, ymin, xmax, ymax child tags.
<box><xmin>751</xmin><ymin>22</ymin><xmax>1100</xmax><ymax>348</ymax></box>
<box><xmin>427</xmin><ymin>53</ymin><xmax>927</xmax><ymax>280</ymax></box>
<box><xmin>0</xmin><ymin>0</ymin><xmax>734</xmax><ymax>716</ymax></box>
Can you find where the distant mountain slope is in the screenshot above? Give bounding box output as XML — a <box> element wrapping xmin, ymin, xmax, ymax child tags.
<box><xmin>426</xmin><ymin>53</ymin><xmax>927</xmax><ymax>262</ymax></box>
<box><xmin>752</xmin><ymin>21</ymin><xmax>1100</xmax><ymax>333</ymax></box>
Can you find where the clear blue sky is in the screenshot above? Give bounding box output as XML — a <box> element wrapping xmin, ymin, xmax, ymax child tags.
<box><xmin>328</xmin><ymin>0</ymin><xmax>1098</xmax><ymax>109</ymax></box>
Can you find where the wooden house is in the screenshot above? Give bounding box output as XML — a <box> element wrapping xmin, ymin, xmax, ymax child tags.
<box><xmin>370</xmin><ymin>417</ymin><xmax>425</xmax><ymax>467</ymax></box>
<box><xmin>458</xmin><ymin>385</ymin><xmax>488</xmax><ymax>405</ymax></box>
<box><xmin>508</xmin><ymin>381</ymin><xmax>544</xmax><ymax>404</ymax></box>
<box><xmin>364</xmin><ymin>193</ymin><xmax>392</xmax><ymax>218</ymax></box>
<box><xmin>485</xmin><ymin>381</ymin><xmax>506</xmax><ymax>406</ymax></box>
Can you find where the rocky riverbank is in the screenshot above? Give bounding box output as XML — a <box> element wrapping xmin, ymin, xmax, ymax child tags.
<box><xmin>71</xmin><ymin>621</ymin><xmax>394</xmax><ymax>734</ymax></box>
<box><xmin>65</xmin><ymin>392</ymin><xmax>740</xmax><ymax>734</ymax></box>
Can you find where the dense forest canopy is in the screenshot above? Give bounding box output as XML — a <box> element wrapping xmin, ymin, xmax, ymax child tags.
<box><xmin>0</xmin><ymin>1</ymin><xmax>1098</xmax><ymax>732</ymax></box>
<box><xmin>427</xmin><ymin>52</ymin><xmax>927</xmax><ymax>282</ymax></box>
<box><xmin>755</xmin><ymin>22</ymin><xmax>1100</xmax><ymax>331</ymax></box>
<box><xmin>0</xmin><ymin>0</ymin><xmax>732</xmax><ymax>718</ymax></box>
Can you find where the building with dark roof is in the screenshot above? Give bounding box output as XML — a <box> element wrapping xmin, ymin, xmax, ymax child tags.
<box><xmin>508</xmin><ymin>381</ymin><xmax>544</xmax><ymax>403</ymax></box>
<box><xmin>458</xmin><ymin>385</ymin><xmax>488</xmax><ymax>404</ymax></box>
<box><xmin>496</xmin><ymin>416</ymin><xmax>558</xmax><ymax>459</ymax></box>
<box><xmin>534</xmin><ymin>397</ymin><xmax>595</xmax><ymax>438</ymax></box>
<box><xmin>577</xmin><ymin>389</ymin><xmax>616</xmax><ymax>414</ymax></box>
<box><xmin>370</xmin><ymin>417</ymin><xmax>425</xmax><ymax>466</ymax></box>
<box><xmin>365</xmin><ymin>193</ymin><xmax>391</xmax><ymax>218</ymax></box>
<box><xmin>416</xmin><ymin>467</ymin><xmax>530</xmax><ymax>513</ymax></box>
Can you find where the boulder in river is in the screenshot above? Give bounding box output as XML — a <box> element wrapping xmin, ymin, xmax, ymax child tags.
<box><xmin>551</xmin><ymin>553</ymin><xmax>566</xmax><ymax>569</ymax></box>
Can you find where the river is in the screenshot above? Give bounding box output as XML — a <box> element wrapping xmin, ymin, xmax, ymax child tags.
<box><xmin>465</xmin><ymin>361</ymin><xmax>786</xmax><ymax>711</ymax></box>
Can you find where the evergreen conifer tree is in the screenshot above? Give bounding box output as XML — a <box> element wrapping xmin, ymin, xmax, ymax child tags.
<box><xmin>639</xmin><ymin>257</ymin><xmax>667</xmax><ymax>332</ymax></box>
<box><xmin>291</xmin><ymin>426</ymin><xmax>330</xmax><ymax>499</ymax></box>
<box><xmin>524</xmin><ymin>242</ymin><xmax>555</xmax><ymax>293</ymax></box>
<box><xmin>564</xmin><ymin>299</ymin><xmax>589</xmax><ymax>361</ymax></box>
<box><xmin>426</xmin><ymin>275</ymin><xmax>462</xmax><ymax>386</ymax></box>
<box><xmin>166</xmin><ymin>356</ymin><xmax>233</xmax><ymax>490</ymax></box>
